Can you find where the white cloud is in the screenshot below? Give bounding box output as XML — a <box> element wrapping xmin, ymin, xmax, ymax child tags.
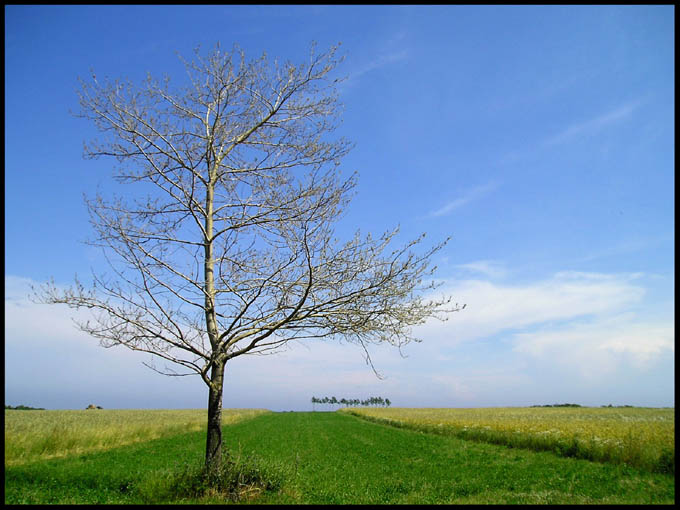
<box><xmin>4</xmin><ymin>275</ymin><xmax>208</xmax><ymax>409</ymax></box>
<box><xmin>512</xmin><ymin>315</ymin><xmax>674</xmax><ymax>380</ymax></box>
<box><xmin>429</xmin><ymin>369</ymin><xmax>535</xmax><ymax>406</ymax></box>
<box><xmin>598</xmin><ymin>323</ymin><xmax>674</xmax><ymax>360</ymax></box>
<box><xmin>417</xmin><ymin>271</ymin><xmax>647</xmax><ymax>345</ymax></box>
<box><xmin>407</xmin><ymin>270</ymin><xmax>673</xmax><ymax>391</ymax></box>
<box><xmin>428</xmin><ymin>374</ymin><xmax>475</xmax><ymax>401</ymax></box>
<box><xmin>4</xmin><ymin>271</ymin><xmax>674</xmax><ymax>410</ymax></box>
<box><xmin>5</xmin><ymin>276</ymin><xmax>95</xmax><ymax>348</ymax></box>
<box><xmin>3</xmin><ymin>275</ymin><xmax>390</xmax><ymax>410</ymax></box>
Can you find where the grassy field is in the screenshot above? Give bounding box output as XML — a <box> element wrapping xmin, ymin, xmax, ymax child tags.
<box><xmin>3</xmin><ymin>410</ymin><xmax>675</xmax><ymax>504</ymax></box>
<box><xmin>4</xmin><ymin>408</ymin><xmax>270</xmax><ymax>466</ymax></box>
<box><xmin>339</xmin><ymin>406</ymin><xmax>675</xmax><ymax>474</ymax></box>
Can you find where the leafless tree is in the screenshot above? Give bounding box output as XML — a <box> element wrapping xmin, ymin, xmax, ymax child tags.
<box><xmin>35</xmin><ymin>42</ymin><xmax>462</xmax><ymax>470</ymax></box>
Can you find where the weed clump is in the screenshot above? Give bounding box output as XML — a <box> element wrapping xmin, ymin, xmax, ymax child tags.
<box><xmin>654</xmin><ymin>448</ymin><xmax>675</xmax><ymax>475</ymax></box>
<box><xmin>164</xmin><ymin>453</ymin><xmax>286</xmax><ymax>503</ymax></box>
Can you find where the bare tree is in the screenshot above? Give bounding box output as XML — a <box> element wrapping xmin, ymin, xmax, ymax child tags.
<box><xmin>35</xmin><ymin>42</ymin><xmax>462</xmax><ymax>470</ymax></box>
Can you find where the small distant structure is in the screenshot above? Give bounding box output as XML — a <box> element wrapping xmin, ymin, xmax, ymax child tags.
<box><xmin>85</xmin><ymin>404</ymin><xmax>102</xmax><ymax>410</ymax></box>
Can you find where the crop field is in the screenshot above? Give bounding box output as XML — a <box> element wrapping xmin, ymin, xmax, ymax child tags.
<box><xmin>4</xmin><ymin>408</ymin><xmax>270</xmax><ymax>466</ymax></box>
<box><xmin>4</xmin><ymin>410</ymin><xmax>674</xmax><ymax>504</ymax></box>
<box><xmin>340</xmin><ymin>406</ymin><xmax>675</xmax><ymax>474</ymax></box>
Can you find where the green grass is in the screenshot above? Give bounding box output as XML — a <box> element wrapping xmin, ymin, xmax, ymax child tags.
<box><xmin>4</xmin><ymin>411</ymin><xmax>675</xmax><ymax>504</ymax></box>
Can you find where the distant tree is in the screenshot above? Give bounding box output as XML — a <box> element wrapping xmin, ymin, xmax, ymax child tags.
<box><xmin>35</xmin><ymin>43</ymin><xmax>462</xmax><ymax>472</ymax></box>
<box><xmin>385</xmin><ymin>398</ymin><xmax>391</xmax><ymax>407</ymax></box>
<box><xmin>326</xmin><ymin>396</ymin><xmax>393</xmax><ymax>408</ymax></box>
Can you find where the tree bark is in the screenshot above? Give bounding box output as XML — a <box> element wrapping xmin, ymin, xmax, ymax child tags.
<box><xmin>205</xmin><ymin>360</ymin><xmax>225</xmax><ymax>470</ymax></box>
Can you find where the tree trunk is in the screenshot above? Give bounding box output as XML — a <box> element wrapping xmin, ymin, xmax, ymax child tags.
<box><xmin>205</xmin><ymin>361</ymin><xmax>226</xmax><ymax>470</ymax></box>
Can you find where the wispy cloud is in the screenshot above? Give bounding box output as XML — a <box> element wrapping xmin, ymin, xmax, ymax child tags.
<box><xmin>572</xmin><ymin>233</ymin><xmax>674</xmax><ymax>265</ymax></box>
<box><xmin>454</xmin><ymin>260</ymin><xmax>507</xmax><ymax>279</ymax></box>
<box><xmin>342</xmin><ymin>49</ymin><xmax>409</xmax><ymax>88</ymax></box>
<box><xmin>341</xmin><ymin>28</ymin><xmax>410</xmax><ymax>89</ymax></box>
<box><xmin>544</xmin><ymin>100</ymin><xmax>642</xmax><ymax>146</ymax></box>
<box><xmin>428</xmin><ymin>181</ymin><xmax>500</xmax><ymax>218</ymax></box>
<box><xmin>500</xmin><ymin>98</ymin><xmax>647</xmax><ymax>165</ymax></box>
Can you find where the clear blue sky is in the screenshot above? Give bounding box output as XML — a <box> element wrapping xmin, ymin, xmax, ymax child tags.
<box><xmin>5</xmin><ymin>5</ymin><xmax>674</xmax><ymax>410</ymax></box>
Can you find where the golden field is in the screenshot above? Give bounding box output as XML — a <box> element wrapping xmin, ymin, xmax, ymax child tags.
<box><xmin>4</xmin><ymin>408</ymin><xmax>270</xmax><ymax>466</ymax></box>
<box><xmin>340</xmin><ymin>406</ymin><xmax>674</xmax><ymax>473</ymax></box>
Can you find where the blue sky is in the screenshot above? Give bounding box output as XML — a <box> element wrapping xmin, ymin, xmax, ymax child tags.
<box><xmin>5</xmin><ymin>5</ymin><xmax>674</xmax><ymax>411</ymax></box>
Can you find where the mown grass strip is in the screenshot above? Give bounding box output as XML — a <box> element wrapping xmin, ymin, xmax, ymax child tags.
<box><xmin>228</xmin><ymin>412</ymin><xmax>674</xmax><ymax>504</ymax></box>
<box><xmin>4</xmin><ymin>411</ymin><xmax>675</xmax><ymax>505</ymax></box>
<box><xmin>340</xmin><ymin>407</ymin><xmax>675</xmax><ymax>474</ymax></box>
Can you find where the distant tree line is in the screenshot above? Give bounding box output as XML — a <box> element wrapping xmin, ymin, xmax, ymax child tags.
<box><xmin>531</xmin><ymin>403</ymin><xmax>637</xmax><ymax>408</ymax></box>
<box><xmin>5</xmin><ymin>404</ymin><xmax>45</xmax><ymax>410</ymax></box>
<box><xmin>530</xmin><ymin>403</ymin><xmax>581</xmax><ymax>408</ymax></box>
<box><xmin>311</xmin><ymin>396</ymin><xmax>391</xmax><ymax>410</ymax></box>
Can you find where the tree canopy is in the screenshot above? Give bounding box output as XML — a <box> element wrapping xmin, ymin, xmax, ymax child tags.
<box><xmin>35</xmin><ymin>42</ymin><xmax>462</xmax><ymax>469</ymax></box>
